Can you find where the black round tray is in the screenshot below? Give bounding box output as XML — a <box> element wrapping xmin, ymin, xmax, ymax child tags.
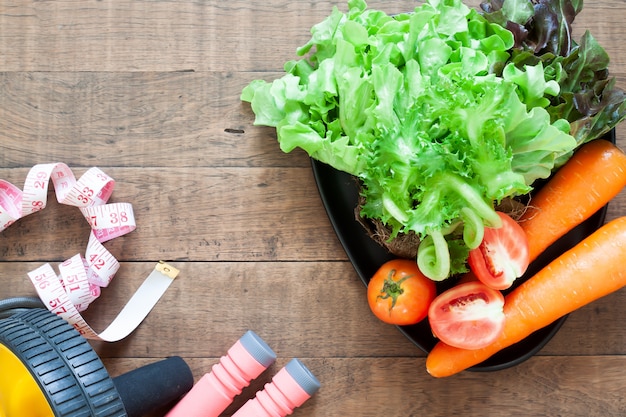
<box><xmin>311</xmin><ymin>131</ymin><xmax>614</xmax><ymax>371</ymax></box>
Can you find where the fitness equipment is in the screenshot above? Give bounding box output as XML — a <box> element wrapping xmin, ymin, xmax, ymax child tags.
<box><xmin>0</xmin><ymin>298</ymin><xmax>321</xmax><ymax>416</ymax></box>
<box><xmin>165</xmin><ymin>330</ymin><xmax>276</xmax><ymax>417</ymax></box>
<box><xmin>232</xmin><ymin>358</ymin><xmax>321</xmax><ymax>417</ymax></box>
<box><xmin>0</xmin><ymin>300</ymin><xmax>194</xmax><ymax>417</ymax></box>
<box><xmin>165</xmin><ymin>331</ymin><xmax>321</xmax><ymax>417</ymax></box>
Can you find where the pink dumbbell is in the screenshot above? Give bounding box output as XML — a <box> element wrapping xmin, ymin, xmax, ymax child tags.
<box><xmin>166</xmin><ymin>330</ymin><xmax>276</xmax><ymax>417</ymax></box>
<box><xmin>232</xmin><ymin>358</ymin><xmax>321</xmax><ymax>417</ymax></box>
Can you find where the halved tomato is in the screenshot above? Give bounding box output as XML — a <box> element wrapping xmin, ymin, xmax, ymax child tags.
<box><xmin>428</xmin><ymin>281</ymin><xmax>505</xmax><ymax>350</ymax></box>
<box><xmin>468</xmin><ymin>211</ymin><xmax>530</xmax><ymax>290</ymax></box>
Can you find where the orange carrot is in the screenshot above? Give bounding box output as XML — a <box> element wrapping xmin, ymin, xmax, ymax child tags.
<box><xmin>519</xmin><ymin>139</ymin><xmax>626</xmax><ymax>262</ymax></box>
<box><xmin>426</xmin><ymin>216</ymin><xmax>626</xmax><ymax>378</ymax></box>
<box><xmin>457</xmin><ymin>139</ymin><xmax>626</xmax><ymax>285</ymax></box>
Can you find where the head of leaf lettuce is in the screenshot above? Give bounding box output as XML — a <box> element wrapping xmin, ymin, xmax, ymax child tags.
<box><xmin>241</xmin><ymin>0</ymin><xmax>625</xmax><ymax>281</ymax></box>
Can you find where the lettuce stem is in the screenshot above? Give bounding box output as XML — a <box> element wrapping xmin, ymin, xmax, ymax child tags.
<box><xmin>443</xmin><ymin>173</ymin><xmax>502</xmax><ymax>228</ymax></box>
<box><xmin>417</xmin><ymin>229</ymin><xmax>451</xmax><ymax>281</ymax></box>
<box><xmin>460</xmin><ymin>207</ymin><xmax>485</xmax><ymax>250</ymax></box>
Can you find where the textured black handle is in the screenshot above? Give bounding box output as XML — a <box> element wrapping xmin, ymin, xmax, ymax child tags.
<box><xmin>113</xmin><ymin>356</ymin><xmax>194</xmax><ymax>417</ymax></box>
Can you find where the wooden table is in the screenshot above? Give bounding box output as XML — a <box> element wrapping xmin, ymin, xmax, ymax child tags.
<box><xmin>1</xmin><ymin>1</ymin><xmax>626</xmax><ymax>416</ymax></box>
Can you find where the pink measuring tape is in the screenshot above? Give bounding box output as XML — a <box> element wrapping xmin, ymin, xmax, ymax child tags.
<box><xmin>1</xmin><ymin>163</ymin><xmax>178</xmax><ymax>341</ymax></box>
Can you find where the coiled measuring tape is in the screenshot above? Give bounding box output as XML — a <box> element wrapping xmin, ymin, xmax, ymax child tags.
<box><xmin>0</xmin><ymin>163</ymin><xmax>178</xmax><ymax>341</ymax></box>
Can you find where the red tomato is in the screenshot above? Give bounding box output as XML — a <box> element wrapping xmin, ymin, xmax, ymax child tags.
<box><xmin>428</xmin><ymin>281</ymin><xmax>505</xmax><ymax>350</ymax></box>
<box><xmin>468</xmin><ymin>212</ymin><xmax>530</xmax><ymax>290</ymax></box>
<box><xmin>367</xmin><ymin>259</ymin><xmax>437</xmax><ymax>326</ymax></box>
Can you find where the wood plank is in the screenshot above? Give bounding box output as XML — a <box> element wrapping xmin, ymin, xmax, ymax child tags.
<box><xmin>1</xmin><ymin>1</ymin><xmax>624</xmax><ymax>72</ymax></box>
<box><xmin>0</xmin><ymin>71</ymin><xmax>307</xmax><ymax>168</ymax></box>
<box><xmin>0</xmin><ymin>166</ymin><xmax>349</xmax><ymax>261</ymax></box>
<box><xmin>103</xmin><ymin>356</ymin><xmax>626</xmax><ymax>417</ymax></box>
<box><xmin>0</xmin><ymin>262</ymin><xmax>419</xmax><ymax>359</ymax></box>
<box><xmin>0</xmin><ymin>0</ymin><xmax>412</xmax><ymax>72</ymax></box>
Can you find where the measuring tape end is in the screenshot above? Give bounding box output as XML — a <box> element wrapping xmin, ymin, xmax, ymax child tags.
<box><xmin>156</xmin><ymin>261</ymin><xmax>179</xmax><ymax>279</ymax></box>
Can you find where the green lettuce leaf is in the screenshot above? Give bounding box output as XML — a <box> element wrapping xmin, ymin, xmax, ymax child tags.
<box><xmin>480</xmin><ymin>0</ymin><xmax>626</xmax><ymax>144</ymax></box>
<box><xmin>241</xmin><ymin>0</ymin><xmax>598</xmax><ymax>281</ymax></box>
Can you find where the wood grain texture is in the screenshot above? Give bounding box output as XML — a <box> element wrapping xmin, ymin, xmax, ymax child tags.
<box><xmin>1</xmin><ymin>0</ymin><xmax>625</xmax><ymax>72</ymax></box>
<box><xmin>0</xmin><ymin>71</ymin><xmax>304</xmax><ymax>168</ymax></box>
<box><xmin>1</xmin><ymin>0</ymin><xmax>626</xmax><ymax>416</ymax></box>
<box><xmin>0</xmin><ymin>167</ymin><xmax>347</xmax><ymax>262</ymax></box>
<box><xmin>103</xmin><ymin>356</ymin><xmax>626</xmax><ymax>417</ymax></box>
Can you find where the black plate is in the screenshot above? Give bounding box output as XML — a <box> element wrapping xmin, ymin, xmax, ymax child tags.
<box><xmin>311</xmin><ymin>131</ymin><xmax>614</xmax><ymax>372</ymax></box>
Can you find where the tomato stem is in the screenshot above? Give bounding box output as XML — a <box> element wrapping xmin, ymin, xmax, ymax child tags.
<box><xmin>377</xmin><ymin>269</ymin><xmax>412</xmax><ymax>312</ymax></box>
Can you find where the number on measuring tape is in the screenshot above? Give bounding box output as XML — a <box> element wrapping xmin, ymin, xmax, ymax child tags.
<box><xmin>28</xmin><ymin>261</ymin><xmax>179</xmax><ymax>342</ymax></box>
<box><xmin>0</xmin><ymin>164</ymin><xmax>179</xmax><ymax>342</ymax></box>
